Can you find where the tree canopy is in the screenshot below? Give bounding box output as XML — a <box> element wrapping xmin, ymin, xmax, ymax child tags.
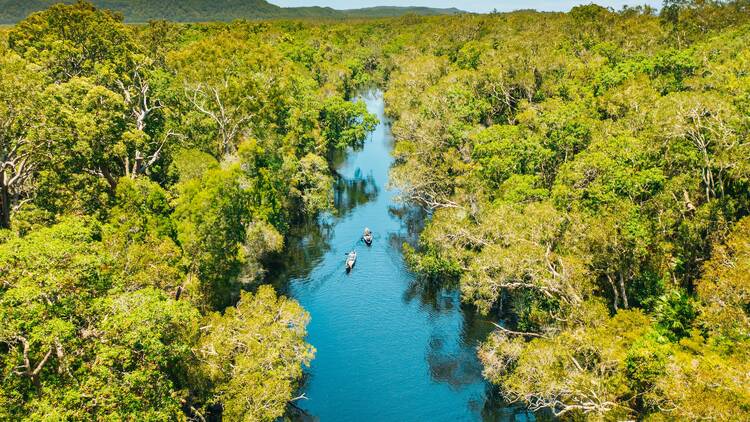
<box><xmin>2</xmin><ymin>0</ymin><xmax>750</xmax><ymax>420</ymax></box>
<box><xmin>0</xmin><ymin>2</ymin><xmax>377</xmax><ymax>419</ymax></box>
<box><xmin>381</xmin><ymin>1</ymin><xmax>750</xmax><ymax>419</ymax></box>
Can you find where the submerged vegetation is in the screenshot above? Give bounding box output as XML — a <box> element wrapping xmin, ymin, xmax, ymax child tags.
<box><xmin>1</xmin><ymin>0</ymin><xmax>749</xmax><ymax>420</ymax></box>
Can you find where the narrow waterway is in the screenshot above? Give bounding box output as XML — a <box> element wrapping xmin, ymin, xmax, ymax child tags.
<box><xmin>268</xmin><ymin>90</ymin><xmax>534</xmax><ymax>421</ymax></box>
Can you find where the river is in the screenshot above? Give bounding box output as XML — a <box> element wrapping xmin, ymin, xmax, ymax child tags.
<box><xmin>268</xmin><ymin>89</ymin><xmax>536</xmax><ymax>421</ymax></box>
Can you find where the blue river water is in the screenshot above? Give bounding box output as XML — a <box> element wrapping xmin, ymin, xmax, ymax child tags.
<box><xmin>268</xmin><ymin>90</ymin><xmax>537</xmax><ymax>421</ymax></box>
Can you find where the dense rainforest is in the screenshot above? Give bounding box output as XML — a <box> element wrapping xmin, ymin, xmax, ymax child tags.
<box><xmin>1</xmin><ymin>0</ymin><xmax>750</xmax><ymax>420</ymax></box>
<box><xmin>0</xmin><ymin>2</ymin><xmax>378</xmax><ymax>420</ymax></box>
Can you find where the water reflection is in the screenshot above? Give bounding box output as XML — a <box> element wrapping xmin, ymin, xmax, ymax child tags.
<box><xmin>402</xmin><ymin>278</ymin><xmax>451</xmax><ymax>312</ymax></box>
<box><xmin>478</xmin><ymin>385</ymin><xmax>552</xmax><ymax>422</ymax></box>
<box><xmin>266</xmin><ymin>166</ymin><xmax>380</xmax><ymax>295</ymax></box>
<box><xmin>402</xmin><ymin>279</ymin><xmax>488</xmax><ymax>389</ymax></box>
<box><xmin>265</xmin><ymin>216</ymin><xmax>334</xmax><ymax>296</ymax></box>
<box><xmin>333</xmin><ymin>171</ymin><xmax>379</xmax><ymax>218</ymax></box>
<box><xmin>387</xmin><ymin>203</ymin><xmax>426</xmax><ymax>247</ymax></box>
<box><xmin>426</xmin><ymin>335</ymin><xmax>484</xmax><ymax>389</ymax></box>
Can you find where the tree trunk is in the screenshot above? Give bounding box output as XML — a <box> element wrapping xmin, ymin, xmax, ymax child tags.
<box><xmin>100</xmin><ymin>167</ymin><xmax>118</xmax><ymax>192</ymax></box>
<box><xmin>618</xmin><ymin>271</ymin><xmax>629</xmax><ymax>309</ymax></box>
<box><xmin>607</xmin><ymin>274</ymin><xmax>619</xmax><ymax>311</ymax></box>
<box><xmin>0</xmin><ymin>171</ymin><xmax>10</xmax><ymax>229</ymax></box>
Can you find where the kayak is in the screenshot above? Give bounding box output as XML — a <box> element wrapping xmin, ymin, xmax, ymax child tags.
<box><xmin>346</xmin><ymin>251</ymin><xmax>357</xmax><ymax>271</ymax></box>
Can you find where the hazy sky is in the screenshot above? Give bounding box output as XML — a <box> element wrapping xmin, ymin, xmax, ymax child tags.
<box><xmin>271</xmin><ymin>1</ymin><xmax>662</xmax><ymax>13</ymax></box>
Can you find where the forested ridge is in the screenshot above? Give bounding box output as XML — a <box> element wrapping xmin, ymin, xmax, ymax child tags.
<box><xmin>0</xmin><ymin>0</ymin><xmax>462</xmax><ymax>24</ymax></box>
<box><xmin>1</xmin><ymin>0</ymin><xmax>750</xmax><ymax>420</ymax></box>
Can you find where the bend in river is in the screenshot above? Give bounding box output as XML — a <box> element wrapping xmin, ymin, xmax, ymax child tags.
<box><xmin>268</xmin><ymin>89</ymin><xmax>535</xmax><ymax>421</ymax></box>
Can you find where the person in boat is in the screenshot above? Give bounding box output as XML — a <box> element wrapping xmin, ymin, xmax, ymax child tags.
<box><xmin>346</xmin><ymin>250</ymin><xmax>357</xmax><ymax>270</ymax></box>
<box><xmin>362</xmin><ymin>227</ymin><xmax>373</xmax><ymax>245</ymax></box>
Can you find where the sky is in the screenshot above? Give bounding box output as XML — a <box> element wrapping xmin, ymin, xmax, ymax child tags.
<box><xmin>270</xmin><ymin>1</ymin><xmax>663</xmax><ymax>13</ymax></box>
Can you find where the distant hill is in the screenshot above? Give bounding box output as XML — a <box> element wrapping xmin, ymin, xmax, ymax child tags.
<box><xmin>0</xmin><ymin>0</ymin><xmax>464</xmax><ymax>24</ymax></box>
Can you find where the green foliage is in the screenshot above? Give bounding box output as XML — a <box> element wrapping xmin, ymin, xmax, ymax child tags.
<box><xmin>652</xmin><ymin>289</ymin><xmax>697</xmax><ymax>341</ymax></box>
<box><xmin>381</xmin><ymin>3</ymin><xmax>750</xmax><ymax>418</ymax></box>
<box><xmin>320</xmin><ymin>97</ymin><xmax>378</xmax><ymax>150</ymax></box>
<box><xmin>173</xmin><ymin>166</ymin><xmax>248</xmax><ymax>309</ymax></box>
<box><xmin>79</xmin><ymin>288</ymin><xmax>200</xmax><ymax>419</ymax></box>
<box><xmin>497</xmin><ymin>175</ymin><xmax>549</xmax><ymax>203</ymax></box>
<box><xmin>0</xmin><ymin>50</ymin><xmax>45</xmax><ymax>228</ymax></box>
<box><xmin>649</xmin><ymin>332</ymin><xmax>750</xmax><ymax>420</ymax></box>
<box><xmin>456</xmin><ymin>40</ymin><xmax>484</xmax><ymax>70</ymax></box>
<box><xmin>403</xmin><ymin>243</ymin><xmax>462</xmax><ymax>283</ymax></box>
<box><xmin>1</xmin><ymin>4</ymin><xmax>371</xmax><ymax>419</ymax></box>
<box><xmin>295</xmin><ymin>153</ymin><xmax>335</xmax><ymax>214</ymax></box>
<box><xmin>197</xmin><ymin>286</ymin><xmax>314</xmax><ymax>421</ymax></box>
<box><xmin>624</xmin><ymin>330</ymin><xmax>670</xmax><ymax>408</ymax></box>
<box><xmin>169</xmin><ymin>148</ymin><xmax>219</xmax><ymax>183</ymax></box>
<box><xmin>471</xmin><ymin>125</ymin><xmax>551</xmax><ymax>194</ymax></box>
<box><xmin>3</xmin><ymin>1</ymin><xmax>750</xmax><ymax>419</ymax></box>
<box><xmin>553</xmin><ymin>135</ymin><xmax>665</xmax><ymax>210</ymax></box>
<box><xmin>697</xmin><ymin>215</ymin><xmax>750</xmax><ymax>343</ymax></box>
<box><xmin>479</xmin><ymin>307</ymin><xmax>650</xmax><ymax>418</ymax></box>
<box><xmin>104</xmin><ymin>177</ymin><xmax>183</xmax><ymax>292</ymax></box>
<box><xmin>0</xmin><ymin>219</ymin><xmax>180</xmax><ymax>418</ymax></box>
<box><xmin>8</xmin><ymin>1</ymin><xmax>137</xmax><ymax>83</ymax></box>
<box><xmin>0</xmin><ymin>217</ymin><xmax>199</xmax><ymax>418</ymax></box>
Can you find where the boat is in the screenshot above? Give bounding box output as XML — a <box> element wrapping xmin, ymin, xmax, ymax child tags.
<box><xmin>346</xmin><ymin>250</ymin><xmax>357</xmax><ymax>272</ymax></box>
<box><xmin>363</xmin><ymin>227</ymin><xmax>373</xmax><ymax>246</ymax></box>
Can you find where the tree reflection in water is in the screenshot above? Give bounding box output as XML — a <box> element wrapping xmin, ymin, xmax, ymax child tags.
<box><xmin>265</xmin><ymin>165</ymin><xmax>379</xmax><ymax>295</ymax></box>
<box><xmin>390</xmin><ymin>205</ymin><xmax>544</xmax><ymax>421</ymax></box>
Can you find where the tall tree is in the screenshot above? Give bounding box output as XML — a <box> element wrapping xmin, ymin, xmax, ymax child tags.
<box><xmin>0</xmin><ymin>52</ymin><xmax>45</xmax><ymax>228</ymax></box>
<box><xmin>8</xmin><ymin>1</ymin><xmax>138</xmax><ymax>84</ymax></box>
<box><xmin>197</xmin><ymin>286</ymin><xmax>314</xmax><ymax>421</ymax></box>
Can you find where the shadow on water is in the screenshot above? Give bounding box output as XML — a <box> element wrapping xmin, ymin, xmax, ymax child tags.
<box><xmin>387</xmin><ymin>203</ymin><xmax>426</xmax><ymax>248</ymax></box>
<box><xmin>264</xmin><ymin>218</ymin><xmax>334</xmax><ymax>297</ymax></box>
<box><xmin>266</xmin><ymin>169</ymin><xmax>380</xmax><ymax>296</ymax></box>
<box><xmin>333</xmin><ymin>171</ymin><xmax>379</xmax><ymax>219</ymax></box>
